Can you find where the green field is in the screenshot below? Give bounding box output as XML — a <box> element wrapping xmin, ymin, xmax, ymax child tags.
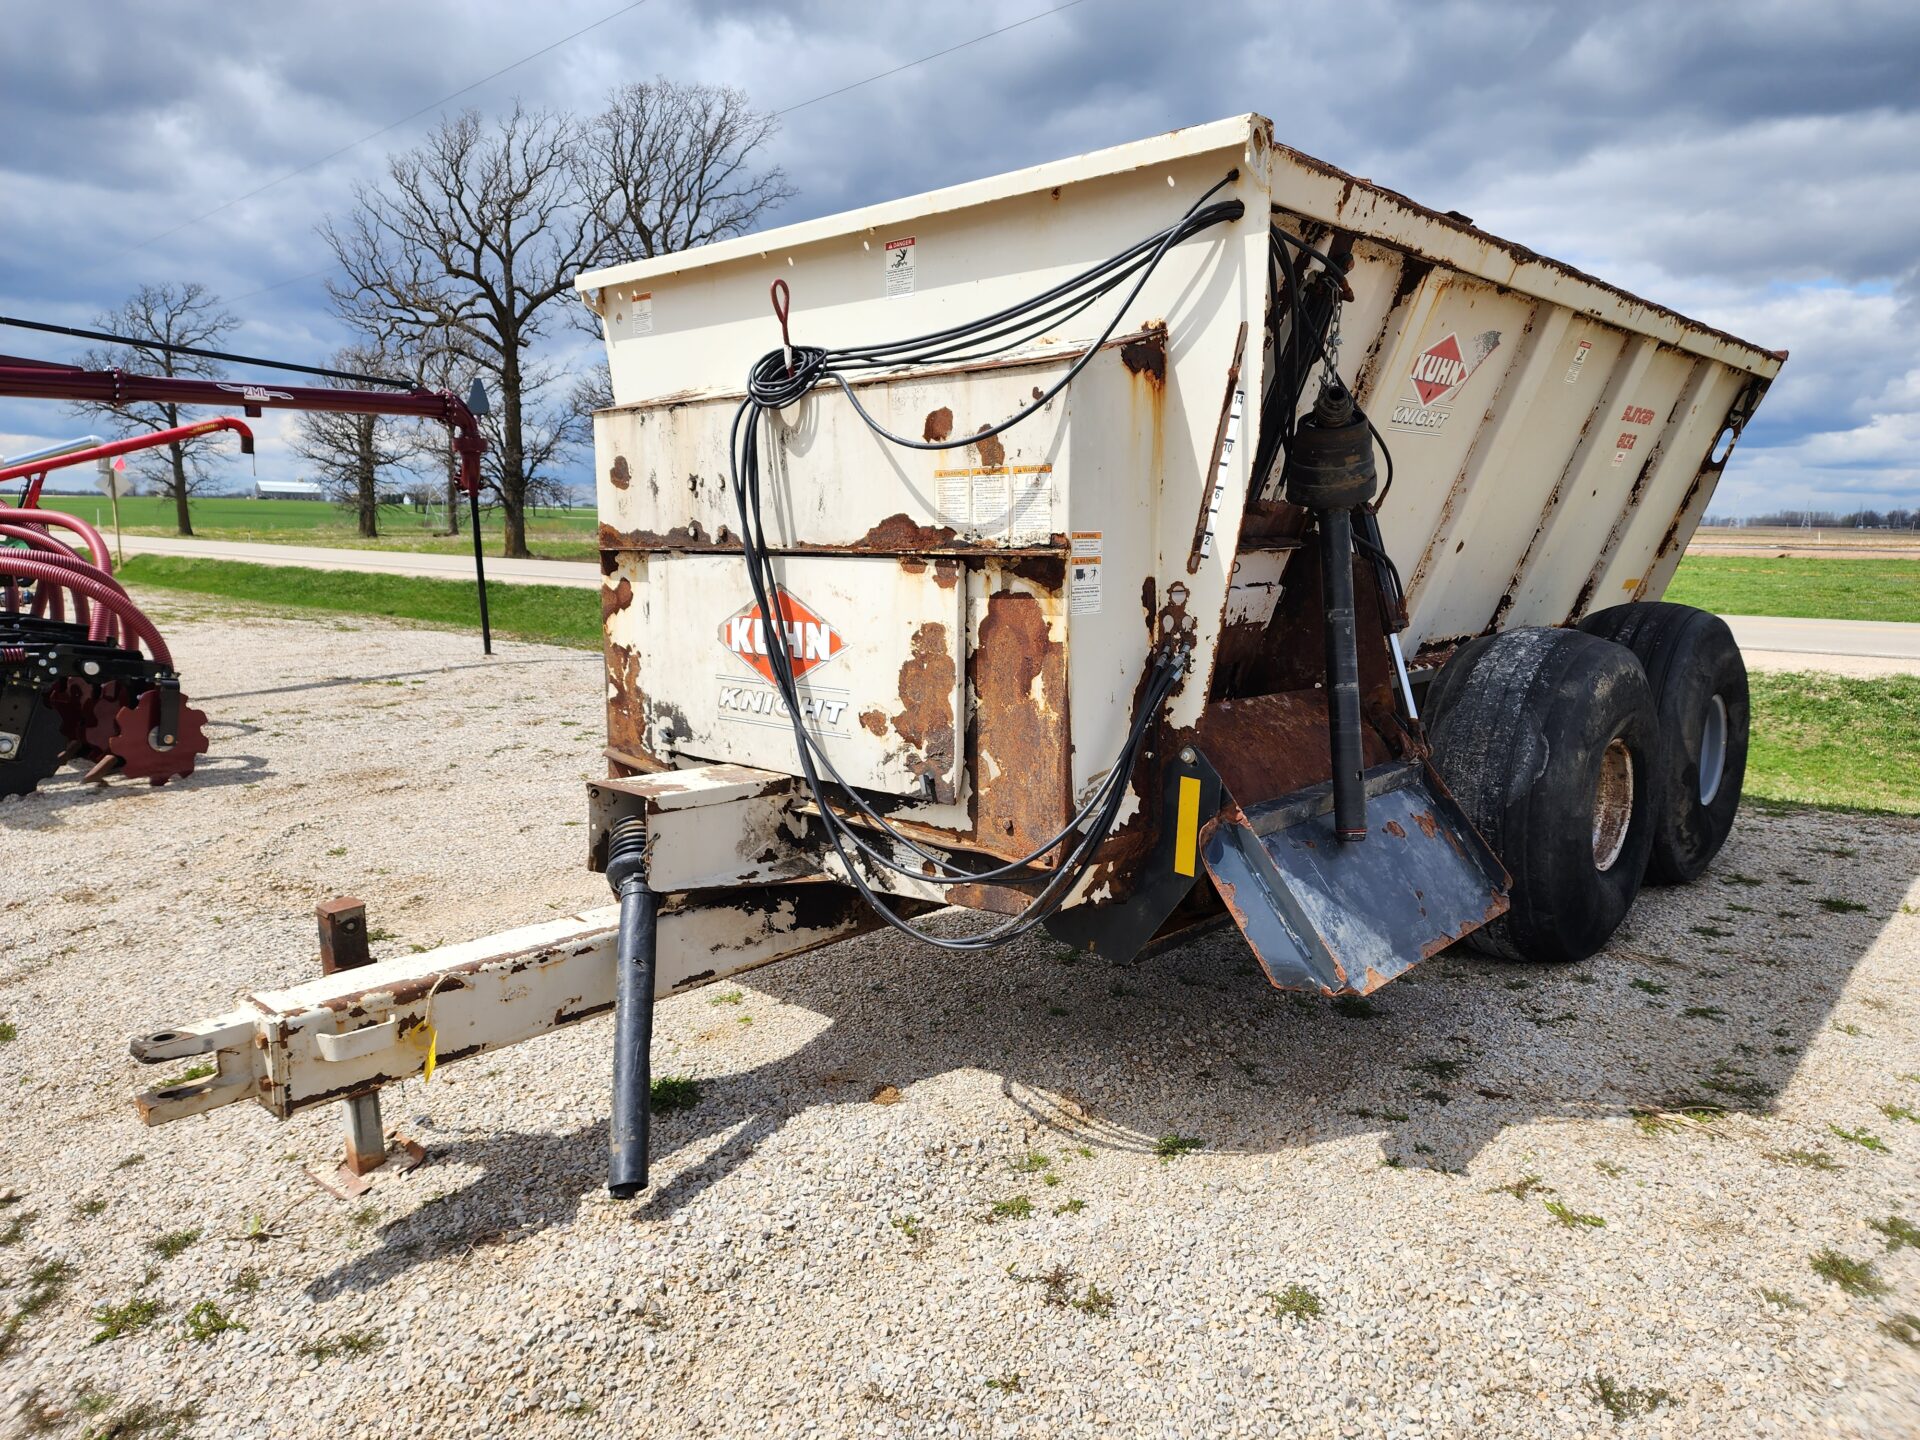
<box><xmin>119</xmin><ymin>554</ymin><xmax>599</xmax><ymax>650</ymax></box>
<box><xmin>1745</xmin><ymin>670</ymin><xmax>1920</xmax><ymax>814</ymax></box>
<box><xmin>33</xmin><ymin>494</ymin><xmax>599</xmax><ymax>561</ymax></box>
<box><xmin>27</xmin><ymin>500</ymin><xmax>1920</xmax><ymax>622</ymax></box>
<box><xmin>116</xmin><ymin>557</ymin><xmax>1920</xmax><ymax>816</ymax></box>
<box><xmin>1666</xmin><ymin>555</ymin><xmax>1920</xmax><ymax>624</ymax></box>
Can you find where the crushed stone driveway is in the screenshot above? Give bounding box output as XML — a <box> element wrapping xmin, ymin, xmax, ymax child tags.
<box><xmin>1</xmin><ymin>594</ymin><xmax>1917</xmax><ymax>1440</ymax></box>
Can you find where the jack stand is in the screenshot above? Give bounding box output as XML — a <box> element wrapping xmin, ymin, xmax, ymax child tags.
<box><xmin>304</xmin><ymin>896</ymin><xmax>425</xmax><ymax>1199</ymax></box>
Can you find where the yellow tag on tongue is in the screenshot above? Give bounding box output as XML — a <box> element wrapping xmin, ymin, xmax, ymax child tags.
<box><xmin>406</xmin><ymin>1021</ymin><xmax>438</xmax><ymax>1084</ymax></box>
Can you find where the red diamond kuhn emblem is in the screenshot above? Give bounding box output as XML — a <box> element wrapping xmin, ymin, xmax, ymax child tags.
<box><xmin>1410</xmin><ymin>333</ymin><xmax>1470</xmax><ymax>406</ymax></box>
<box><xmin>719</xmin><ymin>588</ymin><xmax>846</xmax><ymax>682</ymax></box>
<box><xmin>1408</xmin><ymin>329</ymin><xmax>1502</xmax><ymax>408</ymax></box>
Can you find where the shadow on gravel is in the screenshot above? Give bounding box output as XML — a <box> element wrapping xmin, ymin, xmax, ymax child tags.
<box><xmin>308</xmin><ymin>808</ymin><xmax>1918</xmax><ymax>1300</ymax></box>
<box><xmin>6</xmin><ymin>749</ymin><xmax>271</xmax><ymax>813</ymax></box>
<box><xmin>199</xmin><ymin>652</ymin><xmax>595</xmax><ymax>704</ymax></box>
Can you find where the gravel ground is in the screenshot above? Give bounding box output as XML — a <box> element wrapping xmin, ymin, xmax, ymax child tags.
<box><xmin>2</xmin><ymin>595</ymin><xmax>1917</xmax><ymax>1440</ymax></box>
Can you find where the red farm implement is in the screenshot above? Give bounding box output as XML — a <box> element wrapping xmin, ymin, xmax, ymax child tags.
<box><xmin>0</xmin><ymin>319</ymin><xmax>493</xmax><ymax>799</ymax></box>
<box><xmin>0</xmin><ymin>422</ymin><xmax>259</xmax><ymax>795</ymax></box>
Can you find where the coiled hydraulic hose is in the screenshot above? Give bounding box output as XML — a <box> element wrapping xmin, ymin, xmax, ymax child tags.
<box><xmin>0</xmin><ymin>554</ymin><xmax>169</xmax><ymax>663</ymax></box>
<box><xmin>727</xmin><ymin>175</ymin><xmax>1243</xmax><ymax>951</ymax></box>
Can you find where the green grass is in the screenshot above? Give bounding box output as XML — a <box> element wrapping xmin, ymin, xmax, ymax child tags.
<box><xmin>182</xmin><ymin>1300</ymin><xmax>244</xmax><ymax>1343</ymax></box>
<box><xmin>89</xmin><ymin>1296</ymin><xmax>164</xmax><ymax>1344</ymax></box>
<box><xmin>1264</xmin><ymin>1284</ymin><xmax>1323</xmax><ymax>1320</ymax></box>
<box><xmin>1587</xmin><ymin>1374</ymin><xmax>1673</xmax><ymax>1421</ymax></box>
<box><xmin>1544</xmin><ymin>1199</ymin><xmax>1606</xmax><ymax>1229</ymax></box>
<box><xmin>1745</xmin><ymin>672</ymin><xmax>1920</xmax><ymax>814</ymax></box>
<box><xmin>1828</xmin><ymin>1124</ymin><xmax>1888</xmax><ymax>1153</ymax></box>
<box><xmin>1868</xmin><ymin>1215</ymin><xmax>1920</xmax><ymax>1250</ymax></box>
<box><xmin>1153</xmin><ymin>1134</ymin><xmax>1203</xmax><ymax>1160</ymax></box>
<box><xmin>1665</xmin><ymin>555</ymin><xmax>1920</xmax><ymax>624</ymax></box>
<box><xmin>36</xmin><ymin>494</ymin><xmax>598</xmax><ymax>562</ymax></box>
<box><xmin>297</xmin><ymin>1327</ymin><xmax>383</xmax><ymax>1361</ymax></box>
<box><xmin>647</xmin><ymin>1076</ymin><xmax>701</xmax><ymax>1114</ymax></box>
<box><xmin>119</xmin><ymin>554</ymin><xmax>599</xmax><ymax>650</ymax></box>
<box><xmin>148</xmin><ymin>1228</ymin><xmax>201</xmax><ymax>1259</ymax></box>
<box><xmin>1809</xmin><ymin>1248</ymin><xmax>1887</xmax><ymax>1297</ymax></box>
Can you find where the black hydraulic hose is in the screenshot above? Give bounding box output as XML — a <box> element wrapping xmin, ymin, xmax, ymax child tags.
<box><xmin>605</xmin><ymin>818</ymin><xmax>657</xmax><ymax>1197</ymax></box>
<box><xmin>718</xmin><ymin>177</ymin><xmax>1241</xmax><ymax>952</ymax></box>
<box><xmin>1319</xmin><ymin>508</ymin><xmax>1367</xmax><ymax>842</ymax></box>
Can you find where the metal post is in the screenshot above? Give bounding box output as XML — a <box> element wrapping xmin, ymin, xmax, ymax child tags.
<box><xmin>467</xmin><ymin>485</ymin><xmax>492</xmax><ymax>656</ymax></box>
<box><xmin>316</xmin><ymin>897</ymin><xmax>385</xmax><ymax>1175</ymax></box>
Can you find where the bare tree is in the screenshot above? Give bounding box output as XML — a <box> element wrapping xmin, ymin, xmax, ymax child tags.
<box><xmin>322</xmin><ymin>103</ymin><xmax>610</xmax><ymax>558</ymax></box>
<box><xmin>391</xmin><ymin>325</ymin><xmax>481</xmax><ymax>535</ymax></box>
<box><xmin>72</xmin><ymin>282</ymin><xmax>238</xmax><ymax>536</ymax></box>
<box><xmin>292</xmin><ymin>345</ymin><xmax>415</xmax><ymax>538</ymax></box>
<box><xmin>321</xmin><ymin>84</ymin><xmax>790</xmax><ymax>557</ymax></box>
<box><xmin>584</xmin><ymin>78</ymin><xmax>795</xmax><ymax>263</ymax></box>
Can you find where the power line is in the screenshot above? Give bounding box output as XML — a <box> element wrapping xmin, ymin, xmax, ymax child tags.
<box><xmin>775</xmin><ymin>0</ymin><xmax>1093</xmax><ymax>116</ymax></box>
<box><xmin>105</xmin><ymin>0</ymin><xmax>655</xmax><ymax>264</ymax></box>
<box><xmin>223</xmin><ymin>0</ymin><xmax>1098</xmax><ymax>308</ymax></box>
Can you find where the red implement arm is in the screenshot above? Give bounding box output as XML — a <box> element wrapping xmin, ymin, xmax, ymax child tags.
<box><xmin>0</xmin><ymin>417</ymin><xmax>257</xmax><ymax>502</ymax></box>
<box><xmin>0</xmin><ymin>359</ymin><xmax>482</xmax><ymax>495</ymax></box>
<box><xmin>0</xmin><ymin>354</ymin><xmax>494</xmax><ymax>652</ymax></box>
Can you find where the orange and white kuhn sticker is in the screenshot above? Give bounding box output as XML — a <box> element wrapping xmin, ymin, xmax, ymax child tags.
<box><xmin>1389</xmin><ymin>329</ymin><xmax>1502</xmax><ymax>436</ymax></box>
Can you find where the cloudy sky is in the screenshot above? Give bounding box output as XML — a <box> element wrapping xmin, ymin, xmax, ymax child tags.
<box><xmin>3</xmin><ymin>0</ymin><xmax>1916</xmax><ymax>516</ymax></box>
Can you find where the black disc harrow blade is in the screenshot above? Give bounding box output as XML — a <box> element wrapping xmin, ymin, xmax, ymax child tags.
<box><xmin>0</xmin><ymin>625</ymin><xmax>193</xmax><ymax>799</ymax></box>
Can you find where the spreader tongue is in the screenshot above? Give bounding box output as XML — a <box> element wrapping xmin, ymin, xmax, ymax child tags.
<box><xmin>1202</xmin><ymin>760</ymin><xmax>1510</xmax><ymax>996</ymax></box>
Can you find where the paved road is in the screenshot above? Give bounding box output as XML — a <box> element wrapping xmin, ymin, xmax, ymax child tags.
<box><xmin>116</xmin><ymin>532</ymin><xmax>598</xmax><ymax>588</ymax></box>
<box><xmin>1725</xmin><ymin>614</ymin><xmax>1920</xmax><ymax>678</ymax></box>
<box><xmin>112</xmin><ymin>534</ymin><xmax>1920</xmax><ymax>675</ymax></box>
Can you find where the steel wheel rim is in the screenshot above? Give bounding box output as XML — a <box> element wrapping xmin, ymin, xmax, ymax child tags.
<box><xmin>1592</xmin><ymin>738</ymin><xmax>1634</xmax><ymax>872</ymax></box>
<box><xmin>1699</xmin><ymin>694</ymin><xmax>1728</xmax><ymax>806</ymax></box>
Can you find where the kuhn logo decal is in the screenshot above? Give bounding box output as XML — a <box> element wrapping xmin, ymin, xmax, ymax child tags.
<box><xmin>1390</xmin><ymin>329</ymin><xmax>1503</xmax><ymax>435</ymax></box>
<box><xmin>719</xmin><ymin>588</ymin><xmax>845</xmax><ymax>683</ymax></box>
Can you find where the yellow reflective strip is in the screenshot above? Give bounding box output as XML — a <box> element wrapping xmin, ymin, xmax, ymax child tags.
<box><xmin>1173</xmin><ymin>775</ymin><xmax>1201</xmax><ymax>877</ymax></box>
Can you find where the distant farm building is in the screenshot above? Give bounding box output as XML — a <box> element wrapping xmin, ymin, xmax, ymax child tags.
<box><xmin>253</xmin><ymin>479</ymin><xmax>324</xmax><ymax>500</ymax></box>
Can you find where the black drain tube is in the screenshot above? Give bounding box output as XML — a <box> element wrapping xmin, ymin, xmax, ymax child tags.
<box><xmin>605</xmin><ymin>816</ymin><xmax>658</xmax><ymax>1196</ymax></box>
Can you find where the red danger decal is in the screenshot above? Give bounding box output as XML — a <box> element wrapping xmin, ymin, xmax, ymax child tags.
<box><xmin>719</xmin><ymin>588</ymin><xmax>846</xmax><ymax>682</ymax></box>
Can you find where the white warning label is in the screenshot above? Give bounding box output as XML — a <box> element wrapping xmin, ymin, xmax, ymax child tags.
<box><xmin>631</xmin><ymin>291</ymin><xmax>653</xmax><ymax>336</ymax></box>
<box><xmin>1070</xmin><ymin>530</ymin><xmax>1102</xmax><ymax>615</ymax></box>
<box><xmin>933</xmin><ymin>464</ymin><xmax>1055</xmax><ymax>543</ymax></box>
<box><xmin>884</xmin><ymin>236</ymin><xmax>916</xmax><ymax>297</ymax></box>
<box><xmin>1564</xmin><ymin>338</ymin><xmax>1591</xmax><ymax>384</ymax></box>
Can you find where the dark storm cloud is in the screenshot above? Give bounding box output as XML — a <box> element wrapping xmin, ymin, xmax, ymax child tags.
<box><xmin>2</xmin><ymin>0</ymin><xmax>1916</xmax><ymax>512</ymax></box>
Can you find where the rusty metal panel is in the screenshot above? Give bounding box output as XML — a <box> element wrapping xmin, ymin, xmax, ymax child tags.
<box><xmin>1202</xmin><ymin>761</ymin><xmax>1509</xmax><ymax>996</ymax></box>
<box><xmin>595</xmin><ymin>360</ymin><xmax>1071</xmax><ymax>555</ymax></box>
<box><xmin>607</xmin><ymin>552</ymin><xmax>965</xmax><ymax>800</ymax></box>
<box><xmin>584</xmin><ymin>764</ymin><xmax>816</xmax><ymax>891</ymax></box>
<box><xmin>971</xmin><ymin>560</ymin><xmax>1072</xmax><ymax>855</ymax></box>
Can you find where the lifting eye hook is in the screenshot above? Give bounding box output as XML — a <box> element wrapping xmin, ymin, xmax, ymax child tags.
<box><xmin>770</xmin><ymin>279</ymin><xmax>794</xmax><ymax>377</ymax></box>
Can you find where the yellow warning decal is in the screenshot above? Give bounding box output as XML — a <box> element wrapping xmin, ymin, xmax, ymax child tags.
<box><xmin>1173</xmin><ymin>775</ymin><xmax>1201</xmax><ymax>878</ymax></box>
